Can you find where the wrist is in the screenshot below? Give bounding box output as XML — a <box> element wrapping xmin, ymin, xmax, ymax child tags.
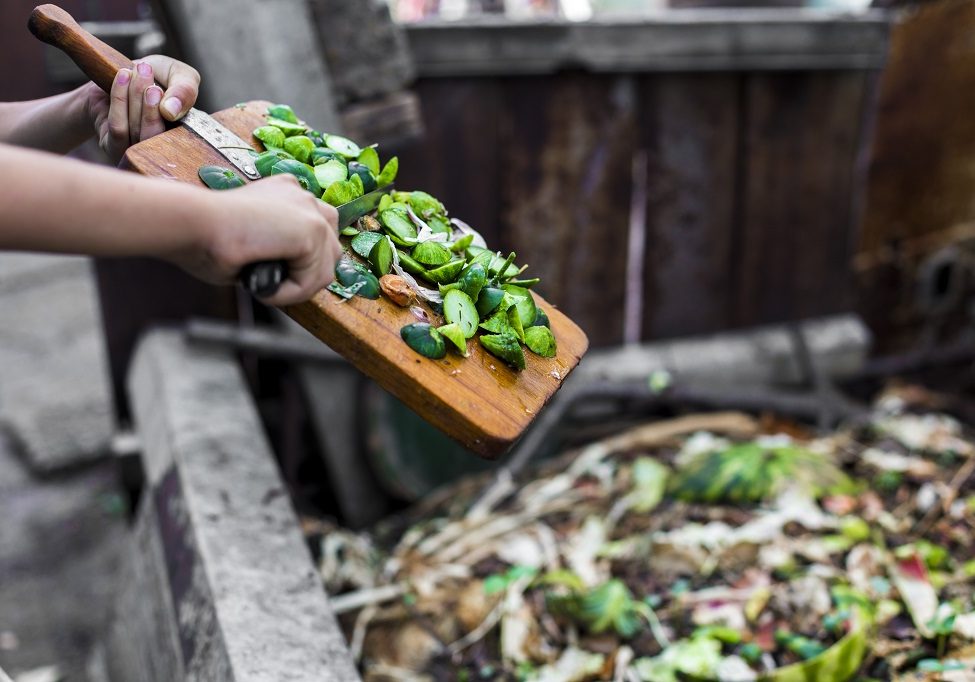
<box><xmin>63</xmin><ymin>84</ymin><xmax>97</xmax><ymax>142</ymax></box>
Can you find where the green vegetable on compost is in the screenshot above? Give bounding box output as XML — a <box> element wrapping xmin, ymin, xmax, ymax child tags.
<box><xmin>196</xmin><ymin>104</ymin><xmax>558</xmax><ymax>372</ymax></box>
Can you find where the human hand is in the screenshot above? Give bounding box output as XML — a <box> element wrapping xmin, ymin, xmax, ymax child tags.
<box><xmin>175</xmin><ymin>175</ymin><xmax>342</xmax><ymax>306</ymax></box>
<box><xmin>83</xmin><ymin>55</ymin><xmax>200</xmax><ymax>163</ymax></box>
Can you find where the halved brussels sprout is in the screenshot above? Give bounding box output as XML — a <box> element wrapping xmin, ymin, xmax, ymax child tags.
<box><xmin>198</xmin><ymin>165</ymin><xmax>245</xmax><ymax>190</ymax></box>
<box><xmin>412</xmin><ymin>241</ymin><xmax>452</xmax><ymax>267</ymax></box>
<box><xmin>480</xmin><ymin>333</ymin><xmax>526</xmax><ymax>370</ymax></box>
<box><xmin>401</xmin><ymin>323</ymin><xmax>446</xmax><ymax>359</ymax></box>
<box><xmin>283</xmin><ymin>135</ymin><xmax>315</xmax><ymax>164</ymax></box>
<box><xmin>270</xmin><ymin>159</ymin><xmax>321</xmax><ymax>195</ymax></box>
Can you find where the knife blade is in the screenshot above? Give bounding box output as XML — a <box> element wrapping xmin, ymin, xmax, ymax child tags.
<box><xmin>241</xmin><ymin>185</ymin><xmax>394</xmax><ymax>298</ymax></box>
<box><xmin>180</xmin><ymin>109</ymin><xmax>261</xmax><ymax>180</ymax></box>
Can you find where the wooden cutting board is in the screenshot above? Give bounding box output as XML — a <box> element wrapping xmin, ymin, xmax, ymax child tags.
<box><xmin>32</xmin><ymin>5</ymin><xmax>589</xmax><ymax>458</ymax></box>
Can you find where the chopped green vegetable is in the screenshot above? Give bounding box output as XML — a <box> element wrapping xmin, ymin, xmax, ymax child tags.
<box><xmin>267</xmin><ymin>104</ymin><xmax>299</xmax><ymax>123</ymax></box>
<box><xmin>255</xmin><ymin>149</ymin><xmax>293</xmax><ymax>177</ymax></box>
<box><xmin>253</xmin><ymin>125</ymin><xmax>286</xmax><ymax>150</ymax></box>
<box><xmin>401</xmin><ymin>323</ymin><xmax>446</xmax><ymax>359</ymax></box>
<box><xmin>347</xmin><ymin>161</ymin><xmax>377</xmax><ymax>193</ymax></box>
<box><xmin>270</xmin><ymin>159</ymin><xmax>321</xmax><ymax>195</ymax></box>
<box><xmin>283</xmin><ymin>135</ymin><xmax>315</xmax><ymax>164</ymax></box>
<box><xmin>322</xmin><ymin>179</ymin><xmax>360</xmax><ymax>207</ymax></box>
<box><xmin>412</xmin><ymin>241</ymin><xmax>452</xmax><ymax>267</ymax></box>
<box><xmin>335</xmin><ymin>256</ymin><xmax>379</xmax><ymax>299</ymax></box>
<box><xmin>437</xmin><ymin>323</ymin><xmax>469</xmax><ymax>356</ymax></box>
<box><xmin>480</xmin><ymin>333</ymin><xmax>525</xmax><ymax>370</ymax></box>
<box><xmin>443</xmin><ymin>290</ymin><xmax>479</xmax><ymax>339</ymax></box>
<box><xmin>357</xmin><ymin>146</ymin><xmax>380</xmax><ymax>175</ymax></box>
<box><xmin>266</xmin><ymin>117</ymin><xmax>306</xmax><ymax>136</ymax></box>
<box><xmin>376</xmin><ymin>156</ymin><xmax>399</xmax><ymax>187</ymax></box>
<box><xmin>525</xmin><ymin>325</ymin><xmax>557</xmax><ymax>357</ymax></box>
<box><xmin>351</xmin><ymin>232</ymin><xmax>384</xmax><ymax>259</ymax></box>
<box><xmin>325</xmin><ymin>134</ymin><xmax>361</xmax><ymax>159</ymax></box>
<box><xmin>369</xmin><ymin>236</ymin><xmax>394</xmax><ymax>277</ymax></box>
<box><xmin>313</xmin><ymin>159</ymin><xmax>348</xmax><ymax>191</ymax></box>
<box><xmin>198</xmin><ymin>165</ymin><xmax>244</xmax><ymax>190</ymax></box>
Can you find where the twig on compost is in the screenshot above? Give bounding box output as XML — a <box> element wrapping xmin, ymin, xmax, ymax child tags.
<box><xmin>446</xmin><ymin>599</ymin><xmax>506</xmax><ymax>656</ymax></box>
<box><xmin>331</xmin><ymin>582</ymin><xmax>409</xmax><ymax>615</ymax></box>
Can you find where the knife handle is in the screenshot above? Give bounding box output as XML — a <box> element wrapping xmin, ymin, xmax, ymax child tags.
<box><xmin>29</xmin><ymin>4</ymin><xmax>134</xmax><ymax>94</ymax></box>
<box><xmin>239</xmin><ymin>261</ymin><xmax>288</xmax><ymax>299</ymax></box>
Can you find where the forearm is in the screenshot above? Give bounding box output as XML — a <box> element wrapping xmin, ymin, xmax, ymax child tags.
<box><xmin>0</xmin><ymin>143</ymin><xmax>214</xmax><ymax>260</ymax></box>
<box><xmin>0</xmin><ymin>87</ymin><xmax>93</xmax><ymax>153</ymax></box>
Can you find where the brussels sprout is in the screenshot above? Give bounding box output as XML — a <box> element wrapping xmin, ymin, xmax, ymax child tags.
<box><xmin>450</xmin><ymin>234</ymin><xmax>474</xmax><ymax>253</ymax></box>
<box><xmin>267</xmin><ymin>104</ymin><xmax>299</xmax><ymax>124</ymax></box>
<box><xmin>347</xmin><ymin>161</ymin><xmax>378</xmax><ymax>193</ymax></box>
<box><xmin>443</xmin><ymin>290</ymin><xmax>479</xmax><ymax>338</ymax></box>
<box><xmin>198</xmin><ymin>165</ymin><xmax>244</xmax><ymax>190</ymax></box>
<box><xmin>421</xmin><ymin>259</ymin><xmax>465</xmax><ymax>285</ymax></box>
<box><xmin>456</xmin><ymin>263</ymin><xmax>487</xmax><ymax>301</ymax></box>
<box><xmin>270</xmin><ymin>159</ymin><xmax>321</xmax><ymax>195</ymax></box>
<box><xmin>283</xmin><ymin>135</ymin><xmax>315</xmax><ymax>164</ymax></box>
<box><xmin>507</xmin><ymin>305</ymin><xmax>526</xmax><ymax>343</ymax></box>
<box><xmin>480</xmin><ymin>333</ymin><xmax>526</xmax><ymax>370</ymax></box>
<box><xmin>311</xmin><ymin>148</ymin><xmax>343</xmax><ymax>165</ymax></box>
<box><xmin>369</xmin><ymin>236</ymin><xmax>394</xmax><ymax>277</ymax></box>
<box><xmin>253</xmin><ymin>125</ymin><xmax>286</xmax><ymax>150</ymax></box>
<box><xmin>428</xmin><ymin>216</ymin><xmax>452</xmax><ymax>234</ymax></box>
<box><xmin>401</xmin><ymin>323</ymin><xmax>446</xmax><ymax>359</ymax></box>
<box><xmin>532</xmin><ymin>308</ymin><xmax>551</xmax><ymax>329</ymax></box>
<box><xmin>409</xmin><ymin>191</ymin><xmax>446</xmax><ymax>220</ymax></box>
<box><xmin>349</xmin><ymin>173</ymin><xmax>365</xmax><ymax>197</ymax></box>
<box><xmin>396</xmin><ymin>249</ymin><xmax>428</xmax><ymax>277</ymax></box>
<box><xmin>476</xmin><ymin>287</ymin><xmax>505</xmax><ymax>317</ymax></box>
<box><xmin>524</xmin><ymin>325</ymin><xmax>556</xmax><ymax>357</ymax></box>
<box><xmin>325</xmin><ymin>134</ymin><xmax>361</xmax><ymax>159</ymax></box>
<box><xmin>378</xmin><ymin>194</ymin><xmax>393</xmax><ymax>213</ymax></box>
<box><xmin>437</xmin><ymin>323</ymin><xmax>469</xmax><ymax>356</ymax></box>
<box><xmin>313</xmin><ymin>159</ymin><xmax>348</xmax><ymax>191</ymax></box>
<box><xmin>351</xmin><ymin>231</ymin><xmax>383</xmax><ymax>259</ymax></box>
<box><xmin>335</xmin><ymin>256</ymin><xmax>379</xmax><ymax>299</ymax></box>
<box><xmin>357</xmin><ymin>146</ymin><xmax>380</xmax><ymax>175</ymax></box>
<box><xmin>322</xmin><ymin>179</ymin><xmax>360</xmax><ymax>207</ymax></box>
<box><xmin>380</xmin><ymin>209</ymin><xmax>418</xmax><ymax>246</ymax></box>
<box><xmin>266</xmin><ymin>117</ymin><xmax>307</xmax><ymax>136</ymax></box>
<box><xmin>479</xmin><ymin>305</ymin><xmax>512</xmax><ymax>335</ymax></box>
<box><xmin>502</xmin><ymin>284</ymin><xmax>537</xmax><ymax>333</ymax></box>
<box><xmin>255</xmin><ymin>149</ymin><xmax>293</xmax><ymax>177</ymax></box>
<box><xmin>412</xmin><ymin>241</ymin><xmax>452</xmax><ymax>267</ymax></box>
<box><xmin>376</xmin><ymin>156</ymin><xmax>399</xmax><ymax>187</ymax></box>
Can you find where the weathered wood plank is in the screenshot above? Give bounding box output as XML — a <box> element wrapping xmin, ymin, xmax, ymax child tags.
<box><xmin>499</xmin><ymin>73</ymin><xmax>636</xmax><ymax>347</ymax></box>
<box><xmin>735</xmin><ymin>70</ymin><xmax>869</xmax><ymax>327</ymax></box>
<box><xmin>405</xmin><ymin>12</ymin><xmax>891</xmax><ymax>77</ymax></box>
<box><xmin>116</xmin><ymin>330</ymin><xmax>362</xmax><ymax>681</ymax></box>
<box><xmin>638</xmin><ymin>73</ymin><xmax>740</xmax><ymax>340</ymax></box>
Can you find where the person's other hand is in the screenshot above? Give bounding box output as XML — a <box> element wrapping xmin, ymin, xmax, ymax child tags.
<box><xmin>175</xmin><ymin>175</ymin><xmax>343</xmax><ymax>306</ymax></box>
<box><xmin>83</xmin><ymin>55</ymin><xmax>200</xmax><ymax>163</ymax></box>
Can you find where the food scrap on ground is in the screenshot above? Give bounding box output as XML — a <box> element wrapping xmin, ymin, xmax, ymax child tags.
<box><xmin>305</xmin><ymin>391</ymin><xmax>975</xmax><ymax>681</ymax></box>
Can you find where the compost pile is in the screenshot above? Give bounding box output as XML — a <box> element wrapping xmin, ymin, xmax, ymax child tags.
<box><xmin>308</xmin><ymin>387</ymin><xmax>975</xmax><ymax>681</ymax></box>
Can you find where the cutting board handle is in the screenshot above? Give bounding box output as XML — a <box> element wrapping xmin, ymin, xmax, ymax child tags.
<box><xmin>29</xmin><ymin>5</ymin><xmax>133</xmax><ymax>93</ymax></box>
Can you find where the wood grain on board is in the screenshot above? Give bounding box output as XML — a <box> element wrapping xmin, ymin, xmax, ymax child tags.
<box><xmin>123</xmin><ymin>100</ymin><xmax>589</xmax><ymax>458</ymax></box>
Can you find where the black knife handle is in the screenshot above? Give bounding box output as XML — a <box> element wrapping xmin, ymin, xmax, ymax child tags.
<box><xmin>240</xmin><ymin>260</ymin><xmax>288</xmax><ymax>299</ymax></box>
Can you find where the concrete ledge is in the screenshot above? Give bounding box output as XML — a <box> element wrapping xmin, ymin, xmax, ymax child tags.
<box><xmin>406</xmin><ymin>9</ymin><xmax>892</xmax><ymax>76</ymax></box>
<box><xmin>102</xmin><ymin>330</ymin><xmax>358</xmax><ymax>681</ymax></box>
